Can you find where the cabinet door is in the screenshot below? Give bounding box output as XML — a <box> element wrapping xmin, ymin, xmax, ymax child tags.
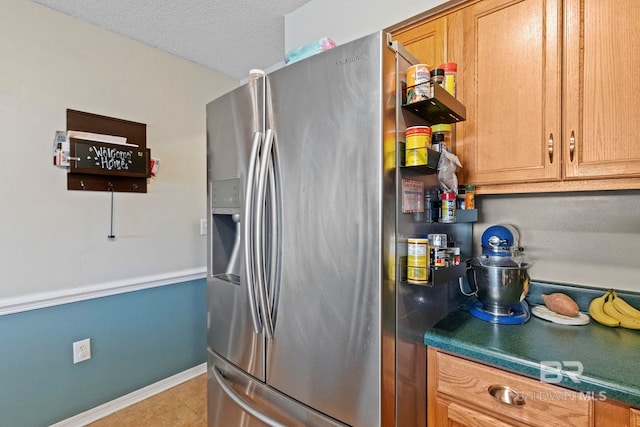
<box><xmin>631</xmin><ymin>408</ymin><xmax>640</xmax><ymax>427</ymax></box>
<box><xmin>563</xmin><ymin>0</ymin><xmax>640</xmax><ymax>180</ymax></box>
<box><xmin>461</xmin><ymin>0</ymin><xmax>561</xmax><ymax>185</ymax></box>
<box><xmin>393</xmin><ymin>18</ymin><xmax>446</xmax><ymax>70</ymax></box>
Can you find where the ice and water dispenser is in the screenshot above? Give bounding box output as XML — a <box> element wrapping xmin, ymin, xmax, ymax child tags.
<box><xmin>209</xmin><ymin>178</ymin><xmax>242</xmax><ymax>284</ymax></box>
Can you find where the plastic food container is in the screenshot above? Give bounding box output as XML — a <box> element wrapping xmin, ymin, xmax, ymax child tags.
<box><xmin>465</xmin><ymin>184</ymin><xmax>476</xmax><ymax>209</ymax></box>
<box><xmin>405</xmin><ymin>126</ymin><xmax>432</xmax><ymax>166</ymax></box>
<box><xmin>406</xmin><ymin>64</ymin><xmax>431</xmax><ymax>104</ymax></box>
<box><xmin>440</xmin><ymin>191</ymin><xmax>456</xmax><ymax>223</ymax></box>
<box><xmin>407</xmin><ymin>238</ymin><xmax>430</xmax><ymax>284</ymax></box>
<box><xmin>439</xmin><ymin>62</ymin><xmax>457</xmax><ymax>96</ymax></box>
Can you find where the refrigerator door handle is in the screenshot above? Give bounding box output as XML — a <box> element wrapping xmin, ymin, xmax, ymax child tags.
<box><xmin>266</xmin><ymin>149</ymin><xmax>281</xmax><ymax>328</ymax></box>
<box><xmin>213</xmin><ymin>367</ymin><xmax>288</xmax><ymax>427</ymax></box>
<box><xmin>255</xmin><ymin>128</ymin><xmax>275</xmax><ymax>339</ymax></box>
<box><xmin>244</xmin><ymin>130</ymin><xmax>264</xmax><ymax>334</ymax></box>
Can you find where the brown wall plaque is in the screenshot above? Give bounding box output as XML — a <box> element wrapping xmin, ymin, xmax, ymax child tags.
<box><xmin>66</xmin><ymin>109</ymin><xmax>149</xmax><ymax>193</ymax></box>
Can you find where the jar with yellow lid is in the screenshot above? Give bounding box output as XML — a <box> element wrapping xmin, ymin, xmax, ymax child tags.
<box><xmin>431</xmin><ymin>124</ymin><xmax>452</xmax><ymax>152</ymax></box>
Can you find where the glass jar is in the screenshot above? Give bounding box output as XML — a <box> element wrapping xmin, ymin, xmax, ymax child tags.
<box><xmin>430</xmin><ymin>68</ymin><xmax>445</xmax><ymax>91</ymax></box>
<box><xmin>456</xmin><ymin>185</ymin><xmax>466</xmax><ymax>210</ymax></box>
<box><xmin>431</xmin><ymin>124</ymin><xmax>452</xmax><ymax>152</ymax></box>
<box><xmin>424</xmin><ymin>188</ymin><xmax>441</xmax><ymax>222</ymax></box>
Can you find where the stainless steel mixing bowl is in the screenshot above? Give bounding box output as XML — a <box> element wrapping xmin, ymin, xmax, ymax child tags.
<box><xmin>466</xmin><ymin>256</ymin><xmax>530</xmax><ymax>315</ymax></box>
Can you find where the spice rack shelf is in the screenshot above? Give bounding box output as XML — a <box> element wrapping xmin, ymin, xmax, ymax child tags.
<box><xmin>399</xmin><ymin>263</ymin><xmax>467</xmax><ymax>288</ymax></box>
<box><xmin>396</xmin><ymin>66</ymin><xmax>471</xmax><ymax>291</ymax></box>
<box><xmin>398</xmin><ymin>142</ymin><xmax>440</xmax><ymax>172</ymax></box>
<box><xmin>454</xmin><ymin>209</ymin><xmax>478</xmax><ymax>223</ymax></box>
<box><xmin>401</xmin><ymin>83</ymin><xmax>466</xmax><ymax>124</ymax></box>
<box><xmin>413</xmin><ymin>209</ymin><xmax>477</xmax><ymax>224</ymax></box>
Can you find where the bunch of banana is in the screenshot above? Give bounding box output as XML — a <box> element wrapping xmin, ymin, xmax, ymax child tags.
<box><xmin>589</xmin><ymin>290</ymin><xmax>619</xmax><ymax>327</ymax></box>
<box><xmin>589</xmin><ymin>289</ymin><xmax>640</xmax><ymax>330</ymax></box>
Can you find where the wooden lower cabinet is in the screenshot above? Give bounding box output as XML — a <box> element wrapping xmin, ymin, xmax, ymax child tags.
<box><xmin>427</xmin><ymin>347</ymin><xmax>639</xmax><ymax>427</ymax></box>
<box><xmin>631</xmin><ymin>408</ymin><xmax>640</xmax><ymax>426</ymax></box>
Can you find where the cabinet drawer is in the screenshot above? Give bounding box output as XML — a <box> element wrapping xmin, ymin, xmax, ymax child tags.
<box><xmin>435</xmin><ymin>352</ymin><xmax>591</xmax><ymax>427</ymax></box>
<box><xmin>447</xmin><ymin>402</ymin><xmax>519</xmax><ymax>427</ymax></box>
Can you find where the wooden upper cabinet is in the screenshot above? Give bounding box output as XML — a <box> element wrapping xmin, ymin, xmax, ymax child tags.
<box><xmin>392</xmin><ymin>0</ymin><xmax>640</xmax><ymax>192</ymax></box>
<box><xmin>459</xmin><ymin>0</ymin><xmax>640</xmax><ymax>192</ymax></box>
<box><xmin>460</xmin><ymin>0</ymin><xmax>562</xmax><ymax>186</ymax></box>
<box><xmin>563</xmin><ymin>0</ymin><xmax>640</xmax><ymax>180</ymax></box>
<box><xmin>393</xmin><ymin>18</ymin><xmax>446</xmax><ymax>71</ymax></box>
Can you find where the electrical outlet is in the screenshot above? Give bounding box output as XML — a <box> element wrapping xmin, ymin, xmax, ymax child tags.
<box><xmin>73</xmin><ymin>338</ymin><xmax>91</xmax><ymax>364</ymax></box>
<box><xmin>199</xmin><ymin>218</ymin><xmax>207</xmax><ymax>236</ymax></box>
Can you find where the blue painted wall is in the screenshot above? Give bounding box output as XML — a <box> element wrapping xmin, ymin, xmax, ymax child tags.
<box><xmin>0</xmin><ymin>279</ymin><xmax>206</xmax><ymax>427</ymax></box>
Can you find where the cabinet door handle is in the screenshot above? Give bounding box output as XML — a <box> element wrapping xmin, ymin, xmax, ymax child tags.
<box><xmin>569</xmin><ymin>130</ymin><xmax>576</xmax><ymax>162</ymax></box>
<box><xmin>548</xmin><ymin>133</ymin><xmax>554</xmax><ymax>163</ymax></box>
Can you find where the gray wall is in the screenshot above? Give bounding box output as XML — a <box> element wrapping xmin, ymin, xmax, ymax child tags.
<box><xmin>1</xmin><ymin>0</ymin><xmax>236</xmax><ymax>301</ymax></box>
<box><xmin>475</xmin><ymin>190</ymin><xmax>640</xmax><ymax>292</ymax></box>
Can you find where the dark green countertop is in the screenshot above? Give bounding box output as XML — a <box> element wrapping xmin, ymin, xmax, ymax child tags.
<box><xmin>424</xmin><ymin>282</ymin><xmax>640</xmax><ymax>407</ymax></box>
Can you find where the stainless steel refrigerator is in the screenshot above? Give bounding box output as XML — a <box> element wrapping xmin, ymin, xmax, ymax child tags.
<box><xmin>206</xmin><ymin>31</ymin><xmax>470</xmax><ymax>427</ymax></box>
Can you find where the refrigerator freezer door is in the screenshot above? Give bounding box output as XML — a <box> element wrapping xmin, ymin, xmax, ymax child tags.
<box><xmin>207</xmin><ymin>78</ymin><xmax>266</xmax><ymax>381</ymax></box>
<box><xmin>263</xmin><ymin>32</ymin><xmax>387</xmax><ymax>426</ymax></box>
<box><xmin>208</xmin><ymin>350</ymin><xmax>348</xmax><ymax>427</ymax></box>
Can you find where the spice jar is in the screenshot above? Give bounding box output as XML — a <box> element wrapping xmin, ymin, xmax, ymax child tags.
<box><xmin>440</xmin><ymin>191</ymin><xmax>456</xmax><ymax>223</ymax></box>
<box><xmin>424</xmin><ymin>188</ymin><xmax>441</xmax><ymax>222</ymax></box>
<box><xmin>457</xmin><ymin>185</ymin><xmax>466</xmax><ymax>210</ymax></box>
<box><xmin>431</xmin><ymin>124</ymin><xmax>452</xmax><ymax>152</ymax></box>
<box><xmin>465</xmin><ymin>184</ymin><xmax>476</xmax><ymax>210</ymax></box>
<box><xmin>427</xmin><ymin>233</ymin><xmax>447</xmax><ymax>248</ymax></box>
<box><xmin>439</xmin><ymin>62</ymin><xmax>457</xmax><ymax>97</ymax></box>
<box><xmin>430</xmin><ymin>68</ymin><xmax>445</xmax><ymax>92</ymax></box>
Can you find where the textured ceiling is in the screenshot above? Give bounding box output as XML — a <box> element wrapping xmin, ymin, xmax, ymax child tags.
<box><xmin>33</xmin><ymin>0</ymin><xmax>311</xmax><ymax>80</ymax></box>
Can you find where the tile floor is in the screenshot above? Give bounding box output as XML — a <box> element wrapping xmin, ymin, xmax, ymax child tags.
<box><xmin>86</xmin><ymin>373</ymin><xmax>207</xmax><ymax>427</ymax></box>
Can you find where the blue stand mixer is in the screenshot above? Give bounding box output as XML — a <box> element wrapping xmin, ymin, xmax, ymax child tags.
<box><xmin>464</xmin><ymin>225</ymin><xmax>531</xmax><ymax>324</ymax></box>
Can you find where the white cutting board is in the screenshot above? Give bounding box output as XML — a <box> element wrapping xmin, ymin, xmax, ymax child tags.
<box><xmin>531</xmin><ymin>305</ymin><xmax>590</xmax><ymax>325</ymax></box>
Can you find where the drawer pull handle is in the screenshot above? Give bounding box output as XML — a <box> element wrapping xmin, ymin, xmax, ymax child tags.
<box><xmin>548</xmin><ymin>133</ymin><xmax>554</xmax><ymax>163</ymax></box>
<box><xmin>488</xmin><ymin>385</ymin><xmax>526</xmax><ymax>406</ymax></box>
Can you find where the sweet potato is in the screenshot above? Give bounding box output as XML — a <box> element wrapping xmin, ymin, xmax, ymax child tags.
<box><xmin>541</xmin><ymin>293</ymin><xmax>580</xmax><ymax>317</ymax></box>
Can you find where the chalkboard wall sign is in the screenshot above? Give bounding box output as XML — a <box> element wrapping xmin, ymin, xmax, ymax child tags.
<box><xmin>66</xmin><ymin>109</ymin><xmax>149</xmax><ymax>193</ymax></box>
<box><xmin>70</xmin><ymin>138</ymin><xmax>149</xmax><ymax>178</ymax></box>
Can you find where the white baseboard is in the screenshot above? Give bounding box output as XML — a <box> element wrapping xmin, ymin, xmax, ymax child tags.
<box><xmin>50</xmin><ymin>363</ymin><xmax>207</xmax><ymax>427</ymax></box>
<box><xmin>0</xmin><ymin>267</ymin><xmax>206</xmax><ymax>316</ymax></box>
